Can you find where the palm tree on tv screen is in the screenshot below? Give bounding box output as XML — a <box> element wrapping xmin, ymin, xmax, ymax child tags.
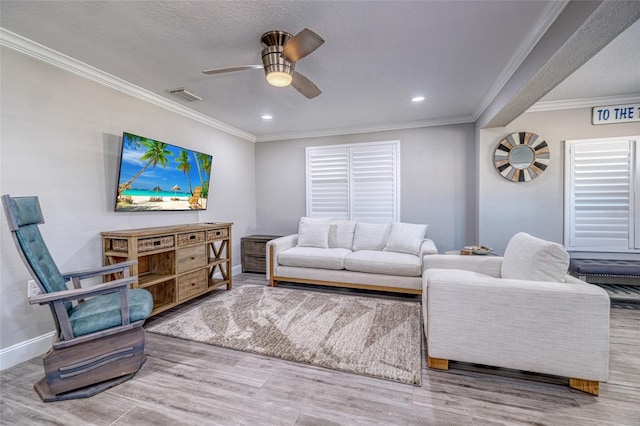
<box><xmin>197</xmin><ymin>153</ymin><xmax>212</xmax><ymax>198</ymax></box>
<box><xmin>176</xmin><ymin>149</ymin><xmax>193</xmax><ymax>195</ymax></box>
<box><xmin>118</xmin><ymin>137</ymin><xmax>172</xmax><ymax>196</ymax></box>
<box><xmin>193</xmin><ymin>151</ymin><xmax>203</xmax><ymax>190</ymax></box>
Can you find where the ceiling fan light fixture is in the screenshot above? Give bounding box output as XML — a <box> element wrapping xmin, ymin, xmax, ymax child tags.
<box><xmin>266</xmin><ymin>71</ymin><xmax>293</xmax><ymax>87</ymax></box>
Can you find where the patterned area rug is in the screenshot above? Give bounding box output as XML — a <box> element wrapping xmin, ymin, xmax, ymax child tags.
<box><xmin>148</xmin><ymin>285</ymin><xmax>422</xmax><ymax>385</ymax></box>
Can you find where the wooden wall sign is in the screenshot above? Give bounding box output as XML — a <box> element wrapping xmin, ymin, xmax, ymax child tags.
<box><xmin>592</xmin><ymin>103</ymin><xmax>640</xmax><ymax>125</ymax></box>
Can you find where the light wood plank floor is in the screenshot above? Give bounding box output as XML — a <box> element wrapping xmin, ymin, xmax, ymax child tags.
<box><xmin>1</xmin><ymin>274</ymin><xmax>639</xmax><ymax>425</ymax></box>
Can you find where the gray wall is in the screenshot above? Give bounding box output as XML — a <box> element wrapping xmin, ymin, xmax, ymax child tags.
<box><xmin>0</xmin><ymin>48</ymin><xmax>256</xmax><ymax>354</ymax></box>
<box><xmin>255</xmin><ymin>124</ymin><xmax>477</xmax><ymax>253</ymax></box>
<box><xmin>478</xmin><ymin>107</ymin><xmax>640</xmax><ymax>254</ymax></box>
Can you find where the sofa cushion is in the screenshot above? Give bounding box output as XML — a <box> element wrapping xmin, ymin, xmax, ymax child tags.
<box><xmin>501</xmin><ymin>232</ymin><xmax>570</xmax><ymax>282</ymax></box>
<box><xmin>345</xmin><ymin>250</ymin><xmax>422</xmax><ymax>277</ymax></box>
<box><xmin>352</xmin><ymin>222</ymin><xmax>391</xmax><ymax>251</ymax></box>
<box><xmin>328</xmin><ymin>219</ymin><xmax>356</xmax><ymax>249</ymax></box>
<box><xmin>384</xmin><ymin>222</ymin><xmax>427</xmax><ymax>255</ymax></box>
<box><xmin>296</xmin><ymin>217</ymin><xmax>330</xmax><ymax>248</ymax></box>
<box><xmin>278</xmin><ymin>247</ymin><xmax>351</xmax><ymax>270</ymax></box>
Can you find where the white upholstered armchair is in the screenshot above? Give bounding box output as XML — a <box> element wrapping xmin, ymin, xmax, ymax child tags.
<box><xmin>422</xmin><ymin>232</ymin><xmax>610</xmax><ymax>396</ymax></box>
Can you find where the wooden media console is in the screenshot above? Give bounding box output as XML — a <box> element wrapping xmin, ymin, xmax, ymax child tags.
<box><xmin>102</xmin><ymin>223</ymin><xmax>232</xmax><ymax>316</ymax></box>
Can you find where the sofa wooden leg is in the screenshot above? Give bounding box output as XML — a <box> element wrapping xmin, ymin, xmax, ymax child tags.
<box><xmin>268</xmin><ymin>245</ymin><xmax>276</xmax><ymax>287</ymax></box>
<box><xmin>427</xmin><ymin>356</ymin><xmax>449</xmax><ymax>370</ymax></box>
<box><xmin>569</xmin><ymin>378</ymin><xmax>599</xmax><ymax>396</ymax></box>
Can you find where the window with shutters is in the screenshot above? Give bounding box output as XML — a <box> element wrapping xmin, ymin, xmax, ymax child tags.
<box><xmin>306</xmin><ymin>141</ymin><xmax>400</xmax><ymax>223</ymax></box>
<box><xmin>564</xmin><ymin>136</ymin><xmax>639</xmax><ymax>253</ymax></box>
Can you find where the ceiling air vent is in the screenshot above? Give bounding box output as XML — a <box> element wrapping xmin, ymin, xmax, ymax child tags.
<box><xmin>166</xmin><ymin>87</ymin><xmax>203</xmax><ymax>102</ymax></box>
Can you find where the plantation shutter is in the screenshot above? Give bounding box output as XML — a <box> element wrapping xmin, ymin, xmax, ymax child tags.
<box><xmin>306</xmin><ymin>141</ymin><xmax>399</xmax><ymax>222</ymax></box>
<box><xmin>306</xmin><ymin>147</ymin><xmax>349</xmax><ymax>219</ymax></box>
<box><xmin>566</xmin><ymin>139</ymin><xmax>634</xmax><ymax>251</ymax></box>
<box><xmin>636</xmin><ymin>145</ymin><xmax>640</xmax><ymax>250</ymax></box>
<box><xmin>351</xmin><ymin>143</ymin><xmax>398</xmax><ymax>223</ymax></box>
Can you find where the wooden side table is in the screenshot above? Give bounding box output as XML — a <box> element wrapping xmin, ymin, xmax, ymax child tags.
<box><xmin>241</xmin><ymin>235</ymin><xmax>282</xmax><ymax>274</ymax></box>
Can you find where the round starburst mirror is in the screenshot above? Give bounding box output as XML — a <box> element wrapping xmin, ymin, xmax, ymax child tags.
<box><xmin>494</xmin><ymin>132</ymin><xmax>549</xmax><ymax>182</ymax></box>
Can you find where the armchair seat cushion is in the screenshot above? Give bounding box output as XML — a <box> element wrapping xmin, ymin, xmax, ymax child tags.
<box><xmin>68</xmin><ymin>288</ymin><xmax>153</xmax><ymax>338</ymax></box>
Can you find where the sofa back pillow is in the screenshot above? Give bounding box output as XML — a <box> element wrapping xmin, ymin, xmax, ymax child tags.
<box><xmin>501</xmin><ymin>232</ymin><xmax>570</xmax><ymax>282</ymax></box>
<box><xmin>328</xmin><ymin>219</ymin><xmax>356</xmax><ymax>249</ymax></box>
<box><xmin>297</xmin><ymin>217</ymin><xmax>331</xmax><ymax>248</ymax></box>
<box><xmin>352</xmin><ymin>222</ymin><xmax>391</xmax><ymax>251</ymax></box>
<box><xmin>383</xmin><ymin>222</ymin><xmax>427</xmax><ymax>255</ymax></box>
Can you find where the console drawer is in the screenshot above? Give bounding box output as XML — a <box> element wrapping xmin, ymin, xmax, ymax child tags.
<box><xmin>177</xmin><ymin>231</ymin><xmax>205</xmax><ymax>246</ymax></box>
<box><xmin>177</xmin><ymin>269</ymin><xmax>207</xmax><ymax>301</ymax></box>
<box><xmin>176</xmin><ymin>245</ymin><xmax>206</xmax><ymax>273</ymax></box>
<box><xmin>207</xmin><ymin>228</ymin><xmax>229</xmax><ymax>241</ymax></box>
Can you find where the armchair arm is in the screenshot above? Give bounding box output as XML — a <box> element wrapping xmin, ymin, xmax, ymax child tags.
<box><xmin>62</xmin><ymin>260</ymin><xmax>137</xmax><ymax>280</ymax></box>
<box><xmin>423</xmin><ymin>254</ymin><xmax>503</xmax><ymax>277</ymax></box>
<box><xmin>28</xmin><ymin>276</ymin><xmax>137</xmax><ymax>305</ymax></box>
<box><xmin>30</xmin><ymin>276</ymin><xmax>137</xmax><ymax>341</ymax></box>
<box><xmin>419</xmin><ymin>239</ymin><xmax>438</xmax><ymax>257</ymax></box>
<box><xmin>266</xmin><ymin>234</ymin><xmax>298</xmax><ymax>279</ymax></box>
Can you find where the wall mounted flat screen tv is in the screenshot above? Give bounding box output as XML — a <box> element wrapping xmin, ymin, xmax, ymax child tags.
<box><xmin>115</xmin><ymin>132</ymin><xmax>213</xmax><ymax>212</ymax></box>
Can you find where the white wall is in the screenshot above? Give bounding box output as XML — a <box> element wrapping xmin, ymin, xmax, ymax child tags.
<box><xmin>0</xmin><ymin>47</ymin><xmax>256</xmax><ymax>365</ymax></box>
<box><xmin>478</xmin><ymin>107</ymin><xmax>640</xmax><ymax>254</ymax></box>
<box><xmin>255</xmin><ymin>124</ymin><xmax>476</xmax><ymax>253</ymax></box>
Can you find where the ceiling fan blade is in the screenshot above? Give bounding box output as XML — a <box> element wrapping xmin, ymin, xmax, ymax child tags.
<box><xmin>291</xmin><ymin>71</ymin><xmax>321</xmax><ymax>99</ymax></box>
<box><xmin>202</xmin><ymin>65</ymin><xmax>263</xmax><ymax>75</ymax></box>
<box><xmin>282</xmin><ymin>28</ymin><xmax>324</xmax><ymax>62</ymax></box>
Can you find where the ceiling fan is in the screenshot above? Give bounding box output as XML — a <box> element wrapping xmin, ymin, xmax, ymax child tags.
<box><xmin>203</xmin><ymin>28</ymin><xmax>325</xmax><ymax>99</ymax></box>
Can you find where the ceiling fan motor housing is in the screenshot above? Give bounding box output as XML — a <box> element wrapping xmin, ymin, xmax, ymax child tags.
<box><xmin>261</xmin><ymin>31</ymin><xmax>295</xmax><ymax>81</ymax></box>
<box><xmin>262</xmin><ymin>45</ymin><xmax>295</xmax><ymax>77</ymax></box>
<box><xmin>260</xmin><ymin>30</ymin><xmax>293</xmax><ymax>48</ymax></box>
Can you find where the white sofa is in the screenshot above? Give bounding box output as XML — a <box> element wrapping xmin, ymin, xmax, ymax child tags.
<box><xmin>267</xmin><ymin>218</ymin><xmax>438</xmax><ymax>294</ymax></box>
<box><xmin>422</xmin><ymin>232</ymin><xmax>610</xmax><ymax>395</ymax></box>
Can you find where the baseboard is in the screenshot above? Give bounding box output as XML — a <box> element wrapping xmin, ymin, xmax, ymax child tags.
<box><xmin>0</xmin><ymin>331</ymin><xmax>54</xmax><ymax>371</ymax></box>
<box><xmin>232</xmin><ymin>264</ymin><xmax>242</xmax><ymax>276</ymax></box>
<box><xmin>212</xmin><ymin>264</ymin><xmax>242</xmax><ymax>279</ymax></box>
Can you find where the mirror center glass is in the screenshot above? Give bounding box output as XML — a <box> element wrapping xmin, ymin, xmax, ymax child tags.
<box><xmin>509</xmin><ymin>145</ymin><xmax>535</xmax><ymax>169</ymax></box>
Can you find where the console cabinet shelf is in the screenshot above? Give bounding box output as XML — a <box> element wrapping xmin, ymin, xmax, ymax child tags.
<box><xmin>102</xmin><ymin>223</ymin><xmax>232</xmax><ymax>316</ymax></box>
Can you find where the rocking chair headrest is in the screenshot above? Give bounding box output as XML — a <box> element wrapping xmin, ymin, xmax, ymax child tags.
<box><xmin>2</xmin><ymin>195</ymin><xmax>44</xmax><ymax>228</ymax></box>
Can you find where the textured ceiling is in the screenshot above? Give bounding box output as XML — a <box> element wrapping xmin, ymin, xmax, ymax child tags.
<box><xmin>539</xmin><ymin>17</ymin><xmax>640</xmax><ymax>103</ymax></box>
<box><xmin>1</xmin><ymin>1</ymin><xmax>638</xmax><ymax>141</ymax></box>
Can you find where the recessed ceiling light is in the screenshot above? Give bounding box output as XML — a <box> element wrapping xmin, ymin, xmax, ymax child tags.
<box><xmin>261</xmin><ymin>115</ymin><xmax>273</xmax><ymax>120</ymax></box>
<box><xmin>411</xmin><ymin>96</ymin><xmax>425</xmax><ymax>103</ymax></box>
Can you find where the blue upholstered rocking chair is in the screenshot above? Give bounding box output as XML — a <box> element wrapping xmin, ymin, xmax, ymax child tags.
<box><xmin>2</xmin><ymin>195</ymin><xmax>154</xmax><ymax>402</ymax></box>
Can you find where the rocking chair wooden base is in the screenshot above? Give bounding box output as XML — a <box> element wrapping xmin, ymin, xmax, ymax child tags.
<box><xmin>38</xmin><ymin>326</ymin><xmax>146</xmax><ymax>401</ymax></box>
<box><xmin>34</xmin><ymin>365</ymin><xmax>142</xmax><ymax>402</ymax></box>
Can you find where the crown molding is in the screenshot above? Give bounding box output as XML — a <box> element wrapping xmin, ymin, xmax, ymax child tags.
<box><xmin>255</xmin><ymin>115</ymin><xmax>474</xmax><ymax>142</ymax></box>
<box><xmin>471</xmin><ymin>0</ymin><xmax>570</xmax><ymax>121</ymax></box>
<box><xmin>0</xmin><ymin>28</ymin><xmax>256</xmax><ymax>142</ymax></box>
<box><xmin>527</xmin><ymin>93</ymin><xmax>640</xmax><ymax>113</ymax></box>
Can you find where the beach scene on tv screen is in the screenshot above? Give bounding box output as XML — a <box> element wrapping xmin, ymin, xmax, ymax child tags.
<box><xmin>116</xmin><ymin>133</ymin><xmax>213</xmax><ymax>211</ymax></box>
